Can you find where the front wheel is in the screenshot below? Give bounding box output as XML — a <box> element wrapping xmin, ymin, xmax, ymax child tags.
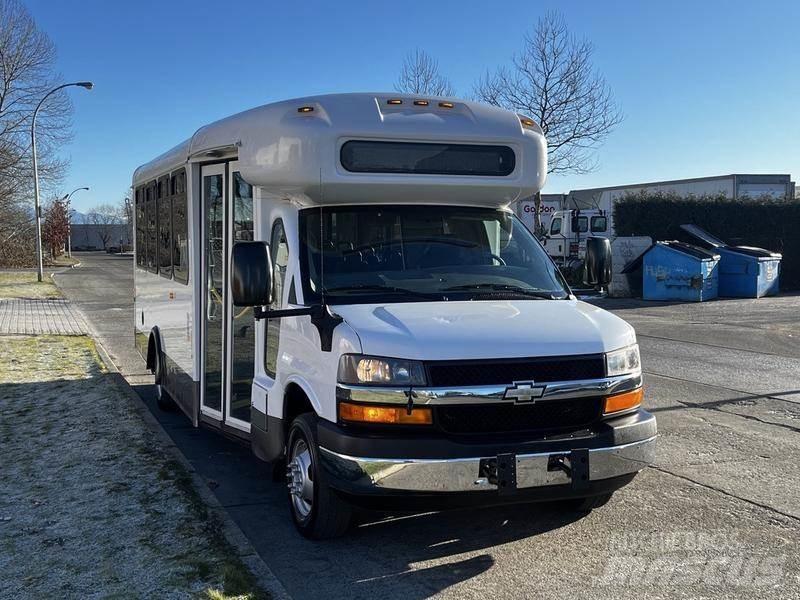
<box><xmin>152</xmin><ymin>348</ymin><xmax>176</xmax><ymax>412</ymax></box>
<box><xmin>286</xmin><ymin>413</ymin><xmax>352</xmax><ymax>539</ymax></box>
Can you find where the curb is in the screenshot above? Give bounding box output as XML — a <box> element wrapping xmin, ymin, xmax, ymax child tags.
<box><xmin>91</xmin><ymin>336</ymin><xmax>291</xmax><ymax>600</ymax></box>
<box><xmin>48</xmin><ymin>267</ymin><xmax>290</xmax><ymax>598</ymax></box>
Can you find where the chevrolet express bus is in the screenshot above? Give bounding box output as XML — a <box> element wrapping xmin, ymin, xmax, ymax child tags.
<box><xmin>132</xmin><ymin>93</ymin><xmax>656</xmax><ymax>539</ymax></box>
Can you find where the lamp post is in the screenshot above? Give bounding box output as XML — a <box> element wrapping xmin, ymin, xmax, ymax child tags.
<box><xmin>63</xmin><ymin>186</ymin><xmax>89</xmax><ymax>258</ymax></box>
<box><xmin>32</xmin><ymin>81</ymin><xmax>93</xmax><ymax>281</ymax></box>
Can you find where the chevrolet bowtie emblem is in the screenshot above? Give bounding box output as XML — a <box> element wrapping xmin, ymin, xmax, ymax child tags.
<box><xmin>503</xmin><ymin>381</ymin><xmax>546</xmax><ymax>404</ymax></box>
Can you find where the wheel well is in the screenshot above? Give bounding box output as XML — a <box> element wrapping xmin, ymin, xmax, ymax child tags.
<box><xmin>283</xmin><ymin>383</ymin><xmax>314</xmax><ymax>436</ymax></box>
<box><xmin>146</xmin><ymin>328</ymin><xmax>161</xmax><ymax>372</ymax></box>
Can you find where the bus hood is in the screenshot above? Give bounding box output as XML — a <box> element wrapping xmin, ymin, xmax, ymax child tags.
<box><xmin>333</xmin><ymin>300</ymin><xmax>635</xmax><ymax>361</ymax></box>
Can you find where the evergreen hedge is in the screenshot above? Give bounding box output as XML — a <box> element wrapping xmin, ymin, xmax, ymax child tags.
<box><xmin>613</xmin><ymin>192</ymin><xmax>800</xmax><ymax>290</ymax></box>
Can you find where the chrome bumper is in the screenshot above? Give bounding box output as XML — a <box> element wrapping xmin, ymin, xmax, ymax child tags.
<box><xmin>319</xmin><ymin>435</ymin><xmax>657</xmax><ymax>494</ymax></box>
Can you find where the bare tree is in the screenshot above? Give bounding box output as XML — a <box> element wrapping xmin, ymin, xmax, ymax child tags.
<box><xmin>87</xmin><ymin>203</ymin><xmax>123</xmax><ymax>250</ymax></box>
<box><xmin>474</xmin><ymin>12</ymin><xmax>622</xmax><ymax>231</ymax></box>
<box><xmin>42</xmin><ymin>195</ymin><xmax>69</xmax><ymax>258</ymax></box>
<box><xmin>395</xmin><ymin>49</ymin><xmax>455</xmax><ymax>97</ymax></box>
<box><xmin>121</xmin><ymin>193</ymin><xmax>133</xmax><ymax>249</ymax></box>
<box><xmin>0</xmin><ymin>0</ymin><xmax>73</xmax><ymax>265</ymax></box>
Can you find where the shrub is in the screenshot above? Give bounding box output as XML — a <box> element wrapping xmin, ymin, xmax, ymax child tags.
<box><xmin>613</xmin><ymin>192</ymin><xmax>800</xmax><ymax>290</ymax></box>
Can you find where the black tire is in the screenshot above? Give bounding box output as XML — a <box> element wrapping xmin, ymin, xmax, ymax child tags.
<box><xmin>561</xmin><ymin>492</ymin><xmax>614</xmax><ymax>513</ymax></box>
<box><xmin>152</xmin><ymin>344</ymin><xmax>176</xmax><ymax>412</ymax></box>
<box><xmin>286</xmin><ymin>413</ymin><xmax>352</xmax><ymax>539</ymax></box>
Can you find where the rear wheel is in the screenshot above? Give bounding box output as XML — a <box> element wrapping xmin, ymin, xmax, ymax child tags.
<box><xmin>286</xmin><ymin>413</ymin><xmax>352</xmax><ymax>539</ymax></box>
<box><xmin>561</xmin><ymin>492</ymin><xmax>614</xmax><ymax>513</ymax></box>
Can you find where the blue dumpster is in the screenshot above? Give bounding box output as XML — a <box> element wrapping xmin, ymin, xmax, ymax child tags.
<box><xmin>715</xmin><ymin>246</ymin><xmax>781</xmax><ymax>298</ymax></box>
<box><xmin>680</xmin><ymin>224</ymin><xmax>782</xmax><ymax>298</ymax></box>
<box><xmin>643</xmin><ymin>241</ymin><xmax>720</xmax><ymax>302</ymax></box>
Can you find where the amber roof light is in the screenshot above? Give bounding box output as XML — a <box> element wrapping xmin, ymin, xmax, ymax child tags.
<box><xmin>297</xmin><ymin>106</ymin><xmax>314</xmax><ymax>113</ymax></box>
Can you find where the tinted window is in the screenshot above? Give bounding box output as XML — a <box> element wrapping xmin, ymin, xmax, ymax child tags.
<box><xmin>576</xmin><ymin>216</ymin><xmax>589</xmax><ymax>233</ymax></box>
<box><xmin>158</xmin><ymin>175</ymin><xmax>172</xmax><ymax>278</ymax></box>
<box><xmin>550</xmin><ymin>218</ymin><xmax>562</xmax><ymax>235</ymax></box>
<box><xmin>341</xmin><ymin>141</ymin><xmax>515</xmax><ymax>176</ymax></box>
<box><xmin>265</xmin><ymin>220</ymin><xmax>289</xmax><ymax>377</ymax></box>
<box><xmin>146</xmin><ymin>182</ymin><xmax>158</xmax><ymax>273</ymax></box>
<box><xmin>135</xmin><ymin>188</ymin><xmax>145</xmax><ymax>267</ymax></box>
<box><xmin>172</xmin><ymin>169</ymin><xmax>189</xmax><ymax>284</ymax></box>
<box><xmin>591</xmin><ymin>215</ymin><xmax>608</xmax><ymax>233</ymax></box>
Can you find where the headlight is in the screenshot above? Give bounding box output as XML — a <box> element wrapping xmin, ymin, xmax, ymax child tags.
<box><xmin>605</xmin><ymin>344</ymin><xmax>641</xmax><ymax>377</ymax></box>
<box><xmin>337</xmin><ymin>354</ymin><xmax>426</xmax><ymax>386</ymax></box>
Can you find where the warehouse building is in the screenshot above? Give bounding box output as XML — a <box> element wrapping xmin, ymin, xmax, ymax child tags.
<box><xmin>564</xmin><ymin>174</ymin><xmax>794</xmax><ymax>237</ymax></box>
<box><xmin>568</xmin><ymin>173</ymin><xmax>794</xmax><ymax>209</ymax></box>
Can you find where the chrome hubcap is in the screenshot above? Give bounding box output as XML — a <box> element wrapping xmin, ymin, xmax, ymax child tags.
<box><xmin>287</xmin><ymin>439</ymin><xmax>314</xmax><ymax>519</ymax></box>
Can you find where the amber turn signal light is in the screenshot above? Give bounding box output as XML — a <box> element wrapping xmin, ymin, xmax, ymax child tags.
<box><xmin>339</xmin><ymin>402</ymin><xmax>432</xmax><ymax>425</ymax></box>
<box><xmin>603</xmin><ymin>388</ymin><xmax>643</xmax><ymax>415</ymax></box>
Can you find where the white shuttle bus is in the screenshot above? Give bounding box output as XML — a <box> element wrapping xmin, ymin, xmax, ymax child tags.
<box><xmin>133</xmin><ymin>93</ymin><xmax>656</xmax><ymax>539</ymax></box>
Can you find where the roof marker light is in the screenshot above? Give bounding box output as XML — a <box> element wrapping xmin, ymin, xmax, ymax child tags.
<box><xmin>297</xmin><ymin>106</ymin><xmax>314</xmax><ymax>113</ymax></box>
<box><xmin>519</xmin><ymin>115</ymin><xmax>536</xmax><ymax>127</ymax></box>
<box><xmin>387</xmin><ymin>99</ymin><xmax>403</xmax><ymax>105</ymax></box>
<box><xmin>438</xmin><ymin>101</ymin><xmax>454</xmax><ymax>108</ymax></box>
<box><xmin>413</xmin><ymin>100</ymin><xmax>429</xmax><ymax>106</ymax></box>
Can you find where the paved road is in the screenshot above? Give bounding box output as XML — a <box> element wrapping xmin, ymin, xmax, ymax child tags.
<box><xmin>56</xmin><ymin>253</ymin><xmax>800</xmax><ymax>599</ymax></box>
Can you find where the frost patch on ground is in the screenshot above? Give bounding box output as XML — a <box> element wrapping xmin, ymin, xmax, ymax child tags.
<box><xmin>0</xmin><ymin>273</ymin><xmax>62</xmax><ymax>299</ymax></box>
<box><xmin>0</xmin><ymin>335</ymin><xmax>264</xmax><ymax>599</ymax></box>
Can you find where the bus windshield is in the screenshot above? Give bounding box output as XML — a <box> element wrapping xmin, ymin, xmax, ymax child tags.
<box><xmin>299</xmin><ymin>205</ymin><xmax>570</xmax><ymax>304</ymax></box>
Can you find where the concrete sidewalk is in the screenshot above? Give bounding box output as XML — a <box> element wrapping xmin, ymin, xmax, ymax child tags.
<box><xmin>0</xmin><ymin>298</ymin><xmax>88</xmax><ymax>335</ymax></box>
<box><xmin>0</xmin><ymin>272</ymin><xmax>273</xmax><ymax>599</ymax></box>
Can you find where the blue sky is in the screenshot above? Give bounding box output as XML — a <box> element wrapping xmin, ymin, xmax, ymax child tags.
<box><xmin>26</xmin><ymin>0</ymin><xmax>800</xmax><ymax>212</ymax></box>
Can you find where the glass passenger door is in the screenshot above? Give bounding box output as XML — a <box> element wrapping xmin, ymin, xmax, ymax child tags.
<box><xmin>201</xmin><ymin>164</ymin><xmax>226</xmax><ymax>420</ymax></box>
<box><xmin>226</xmin><ymin>166</ymin><xmax>255</xmax><ymax>431</ymax></box>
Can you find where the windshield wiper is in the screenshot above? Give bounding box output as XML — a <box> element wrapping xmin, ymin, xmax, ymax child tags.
<box><xmin>322</xmin><ymin>284</ymin><xmax>442</xmax><ymax>299</ymax></box>
<box><xmin>443</xmin><ymin>283</ymin><xmax>563</xmax><ymax>300</ymax></box>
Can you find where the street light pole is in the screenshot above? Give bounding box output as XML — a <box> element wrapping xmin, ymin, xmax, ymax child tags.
<box><xmin>63</xmin><ymin>186</ymin><xmax>89</xmax><ymax>258</ymax></box>
<box><xmin>32</xmin><ymin>81</ymin><xmax>93</xmax><ymax>281</ymax></box>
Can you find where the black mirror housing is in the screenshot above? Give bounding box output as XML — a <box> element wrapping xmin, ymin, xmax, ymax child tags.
<box><xmin>583</xmin><ymin>236</ymin><xmax>612</xmax><ymax>288</ymax></box>
<box><xmin>231</xmin><ymin>241</ymin><xmax>273</xmax><ymax>307</ymax></box>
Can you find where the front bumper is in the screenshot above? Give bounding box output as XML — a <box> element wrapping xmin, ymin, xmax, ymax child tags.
<box><xmin>318</xmin><ymin>409</ymin><xmax>656</xmax><ymax>496</ymax></box>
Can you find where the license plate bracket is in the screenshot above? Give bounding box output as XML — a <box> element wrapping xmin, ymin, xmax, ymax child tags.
<box><xmin>479</xmin><ymin>453</ymin><xmax>518</xmax><ymax>494</ymax></box>
<box><xmin>570</xmin><ymin>448</ymin><xmax>590</xmax><ymax>491</ymax></box>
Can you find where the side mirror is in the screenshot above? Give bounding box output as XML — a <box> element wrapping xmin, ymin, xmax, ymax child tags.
<box><xmin>231</xmin><ymin>241</ymin><xmax>273</xmax><ymax>307</ymax></box>
<box><xmin>583</xmin><ymin>236</ymin><xmax>612</xmax><ymax>288</ymax></box>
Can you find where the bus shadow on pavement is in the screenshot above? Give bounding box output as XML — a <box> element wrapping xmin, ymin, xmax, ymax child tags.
<box><xmin>132</xmin><ymin>380</ymin><xmax>587</xmax><ymax>599</ymax></box>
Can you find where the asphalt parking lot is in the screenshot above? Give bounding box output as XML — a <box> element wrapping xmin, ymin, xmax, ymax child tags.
<box><xmin>55</xmin><ymin>252</ymin><xmax>800</xmax><ymax>599</ymax></box>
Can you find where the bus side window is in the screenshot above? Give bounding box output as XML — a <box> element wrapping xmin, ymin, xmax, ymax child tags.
<box><xmin>146</xmin><ymin>181</ymin><xmax>158</xmax><ymax>273</ymax></box>
<box><xmin>550</xmin><ymin>217</ymin><xmax>562</xmax><ymax>235</ymax></box>
<box><xmin>591</xmin><ymin>215</ymin><xmax>608</xmax><ymax>233</ymax></box>
<box><xmin>135</xmin><ymin>188</ymin><xmax>145</xmax><ymax>266</ymax></box>
<box><xmin>265</xmin><ymin>219</ymin><xmax>289</xmax><ymax>378</ymax></box>
<box><xmin>158</xmin><ymin>175</ymin><xmax>172</xmax><ymax>278</ymax></box>
<box><xmin>172</xmin><ymin>169</ymin><xmax>189</xmax><ymax>284</ymax></box>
